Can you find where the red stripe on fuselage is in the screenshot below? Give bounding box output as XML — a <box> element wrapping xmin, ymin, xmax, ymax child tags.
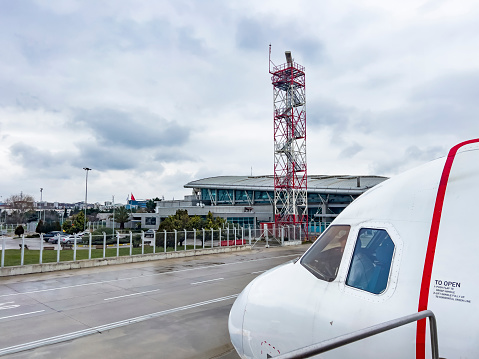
<box><xmin>416</xmin><ymin>139</ymin><xmax>479</xmax><ymax>359</ymax></box>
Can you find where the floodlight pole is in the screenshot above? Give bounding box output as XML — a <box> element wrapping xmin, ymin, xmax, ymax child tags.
<box><xmin>40</xmin><ymin>188</ymin><xmax>43</xmax><ymax>221</ymax></box>
<box><xmin>83</xmin><ymin>168</ymin><xmax>92</xmax><ymax>231</ymax></box>
<box><xmin>112</xmin><ymin>195</ymin><xmax>115</xmax><ymax>234</ymax></box>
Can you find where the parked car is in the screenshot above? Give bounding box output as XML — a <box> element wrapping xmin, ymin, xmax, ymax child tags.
<box><xmin>48</xmin><ymin>234</ymin><xmax>68</xmax><ymax>244</ymax></box>
<box><xmin>145</xmin><ymin>229</ymin><xmax>156</xmax><ymax>238</ymax></box>
<box><xmin>43</xmin><ymin>231</ymin><xmax>64</xmax><ymax>242</ymax></box>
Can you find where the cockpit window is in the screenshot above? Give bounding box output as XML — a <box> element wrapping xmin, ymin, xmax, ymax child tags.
<box><xmin>301</xmin><ymin>225</ymin><xmax>350</xmax><ymax>282</ymax></box>
<box><xmin>346</xmin><ymin>228</ymin><xmax>395</xmax><ymax>294</ymax></box>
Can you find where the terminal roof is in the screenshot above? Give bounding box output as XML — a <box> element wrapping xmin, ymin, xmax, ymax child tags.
<box><xmin>185</xmin><ymin>175</ymin><xmax>388</xmax><ymax>195</ymax></box>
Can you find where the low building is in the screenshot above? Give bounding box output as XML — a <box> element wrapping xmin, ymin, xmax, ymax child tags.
<box><xmin>132</xmin><ymin>175</ymin><xmax>388</xmax><ymax>230</ymax></box>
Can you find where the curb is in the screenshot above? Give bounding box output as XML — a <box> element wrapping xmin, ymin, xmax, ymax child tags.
<box><xmin>0</xmin><ymin>245</ymin><xmax>252</xmax><ymax>277</ymax></box>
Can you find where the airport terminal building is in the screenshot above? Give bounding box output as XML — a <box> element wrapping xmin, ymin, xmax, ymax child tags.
<box><xmin>133</xmin><ymin>175</ymin><xmax>388</xmax><ymax>230</ymax></box>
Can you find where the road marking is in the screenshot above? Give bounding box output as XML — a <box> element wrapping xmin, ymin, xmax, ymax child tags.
<box><xmin>251</xmin><ymin>270</ymin><xmax>266</xmax><ymax>274</ymax></box>
<box><xmin>191</xmin><ymin>278</ymin><xmax>224</xmax><ymax>285</ymax></box>
<box><xmin>0</xmin><ymin>294</ymin><xmax>238</xmax><ymax>356</ymax></box>
<box><xmin>0</xmin><ymin>301</ymin><xmax>20</xmax><ymax>310</ymax></box>
<box><xmin>104</xmin><ymin>289</ymin><xmax>161</xmax><ymax>301</ymax></box>
<box><xmin>0</xmin><ymin>254</ymin><xmax>298</xmax><ymax>298</ymax></box>
<box><xmin>0</xmin><ymin>310</ymin><xmax>45</xmax><ymax>321</ymax></box>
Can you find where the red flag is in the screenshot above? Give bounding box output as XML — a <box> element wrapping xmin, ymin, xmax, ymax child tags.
<box><xmin>131</xmin><ymin>193</ymin><xmax>136</xmax><ymax>201</ymax></box>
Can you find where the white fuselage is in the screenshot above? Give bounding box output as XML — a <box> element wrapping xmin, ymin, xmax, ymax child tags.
<box><xmin>229</xmin><ymin>140</ymin><xmax>479</xmax><ymax>359</ymax></box>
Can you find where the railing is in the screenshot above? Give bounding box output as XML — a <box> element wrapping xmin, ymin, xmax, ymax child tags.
<box><xmin>0</xmin><ymin>223</ymin><xmax>318</xmax><ymax>268</ymax></box>
<box><xmin>275</xmin><ymin>310</ymin><xmax>439</xmax><ymax>359</ymax></box>
<box><xmin>0</xmin><ymin>227</ymin><xmax>255</xmax><ymax>268</ymax></box>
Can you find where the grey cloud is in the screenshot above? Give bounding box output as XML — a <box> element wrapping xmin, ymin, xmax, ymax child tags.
<box><xmin>370</xmin><ymin>144</ymin><xmax>446</xmax><ymax>176</ymax></box>
<box><xmin>73</xmin><ymin>108</ymin><xmax>190</xmax><ymax>149</ymax></box>
<box><xmin>308</xmin><ymin>98</ymin><xmax>356</xmax><ymax>129</ymax></box>
<box><xmin>71</xmin><ymin>144</ymin><xmax>139</xmax><ymax>171</ymax></box>
<box><xmin>235</xmin><ymin>17</ymin><xmax>325</xmax><ymax>63</ymax></box>
<box><xmin>91</xmin><ymin>16</ymin><xmax>209</xmax><ymax>57</ymax></box>
<box><xmin>153</xmin><ymin>148</ymin><xmax>196</xmax><ymax>163</ymax></box>
<box><xmin>9</xmin><ymin>142</ymin><xmax>71</xmax><ymax>176</ymax></box>
<box><xmin>311</xmin><ymin>71</ymin><xmax>479</xmax><ymax>142</ymax></box>
<box><xmin>411</xmin><ymin>71</ymin><xmax>479</xmax><ymax>105</ymax></box>
<box><xmin>372</xmin><ymin>72</ymin><xmax>479</xmax><ymax>137</ymax></box>
<box><xmin>236</xmin><ymin>18</ymin><xmax>266</xmax><ymax>51</ymax></box>
<box><xmin>339</xmin><ymin>143</ymin><xmax>364</xmax><ymax>158</ymax></box>
<box><xmin>404</xmin><ymin>145</ymin><xmax>444</xmax><ymax>162</ymax></box>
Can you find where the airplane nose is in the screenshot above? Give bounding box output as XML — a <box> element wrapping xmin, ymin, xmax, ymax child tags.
<box><xmin>229</xmin><ymin>283</ymin><xmax>253</xmax><ymax>357</ymax></box>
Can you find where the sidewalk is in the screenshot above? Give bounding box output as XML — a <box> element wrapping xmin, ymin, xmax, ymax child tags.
<box><xmin>0</xmin><ymin>236</ymin><xmax>50</xmax><ymax>250</ymax></box>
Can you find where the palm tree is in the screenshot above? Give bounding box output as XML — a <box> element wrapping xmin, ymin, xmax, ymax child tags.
<box><xmin>113</xmin><ymin>206</ymin><xmax>130</xmax><ymax>229</ymax></box>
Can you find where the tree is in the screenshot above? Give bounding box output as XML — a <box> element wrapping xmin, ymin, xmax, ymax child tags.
<box><xmin>146</xmin><ymin>200</ymin><xmax>156</xmax><ymax>213</ymax></box>
<box><xmin>73</xmin><ymin>211</ymin><xmax>86</xmax><ymax>232</ymax></box>
<box><xmin>62</xmin><ymin>212</ymin><xmax>85</xmax><ymax>234</ymax></box>
<box><xmin>24</xmin><ymin>210</ymin><xmax>38</xmax><ymax>223</ymax></box>
<box><xmin>5</xmin><ymin>193</ymin><xmax>35</xmax><ymax>223</ymax></box>
<box><xmin>44</xmin><ymin>210</ymin><xmax>60</xmax><ymax>223</ymax></box>
<box><xmin>62</xmin><ymin>219</ymin><xmax>73</xmax><ymax>234</ymax></box>
<box><xmin>113</xmin><ymin>206</ymin><xmax>130</xmax><ymax>229</ymax></box>
<box><xmin>36</xmin><ymin>220</ymin><xmax>44</xmax><ymax>234</ymax></box>
<box><xmin>14</xmin><ymin>225</ymin><xmax>24</xmax><ymax>237</ymax></box>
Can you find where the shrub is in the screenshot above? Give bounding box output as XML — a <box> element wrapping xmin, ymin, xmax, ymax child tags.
<box><xmin>14</xmin><ymin>225</ymin><xmax>24</xmax><ymax>237</ymax></box>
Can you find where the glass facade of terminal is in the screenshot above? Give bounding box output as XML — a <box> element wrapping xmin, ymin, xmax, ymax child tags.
<box><xmin>226</xmin><ymin>217</ymin><xmax>255</xmax><ymax>227</ymax></box>
<box><xmin>201</xmin><ymin>188</ymin><xmax>358</xmax><ymax>223</ymax></box>
<box><xmin>202</xmin><ymin>189</ymin><xmax>272</xmax><ymax>205</ymax></box>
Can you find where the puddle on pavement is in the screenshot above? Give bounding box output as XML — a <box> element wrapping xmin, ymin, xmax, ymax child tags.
<box><xmin>154</xmin><ymin>261</ymin><xmax>225</xmax><ymax>273</ymax></box>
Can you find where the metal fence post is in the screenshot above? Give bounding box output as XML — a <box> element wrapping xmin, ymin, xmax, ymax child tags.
<box><xmin>129</xmin><ymin>231</ymin><xmax>133</xmax><ymax>256</ymax></box>
<box><xmin>1</xmin><ymin>236</ymin><xmax>5</xmax><ymax>267</ymax></box>
<box><xmin>234</xmin><ymin>227</ymin><xmax>237</xmax><ymax>246</ymax></box>
<box><xmin>202</xmin><ymin>228</ymin><xmax>205</xmax><ymax>249</ymax></box>
<box><xmin>20</xmin><ymin>234</ymin><xmax>25</xmax><ymax>266</ymax></box>
<box><xmin>39</xmin><ymin>234</ymin><xmax>43</xmax><ymax>264</ymax></box>
<box><xmin>281</xmin><ymin>227</ymin><xmax>284</xmax><ymax>245</ymax></box>
<box><xmin>103</xmin><ymin>232</ymin><xmax>106</xmax><ymax>258</ymax></box>
<box><xmin>174</xmin><ymin>230</ymin><xmax>177</xmax><ymax>252</ymax></box>
<box><xmin>219</xmin><ymin>228</ymin><xmax>222</xmax><ymax>247</ymax></box>
<box><xmin>211</xmin><ymin>228</ymin><xmax>213</xmax><ymax>248</ymax></box>
<box><xmin>153</xmin><ymin>231</ymin><xmax>156</xmax><ymax>254</ymax></box>
<box><xmin>164</xmin><ymin>230</ymin><xmax>167</xmax><ymax>253</ymax></box>
<box><xmin>194</xmin><ymin>229</ymin><xmax>196</xmax><ymax>250</ymax></box>
<box><xmin>249</xmin><ymin>226</ymin><xmax>251</xmax><ymax>245</ymax></box>
<box><xmin>266</xmin><ymin>225</ymin><xmax>269</xmax><ymax>247</ymax></box>
<box><xmin>56</xmin><ymin>235</ymin><xmax>60</xmax><ymax>263</ymax></box>
<box><xmin>141</xmin><ymin>231</ymin><xmax>145</xmax><ymax>255</ymax></box>
<box><xmin>73</xmin><ymin>234</ymin><xmax>77</xmax><ymax>261</ymax></box>
<box><xmin>184</xmin><ymin>229</ymin><xmax>187</xmax><ymax>251</ymax></box>
<box><xmin>116</xmin><ymin>232</ymin><xmax>120</xmax><ymax>257</ymax></box>
<box><xmin>241</xmin><ymin>227</ymin><xmax>244</xmax><ymax>246</ymax></box>
<box><xmin>226</xmin><ymin>227</ymin><xmax>229</xmax><ymax>246</ymax></box>
<box><xmin>88</xmin><ymin>232</ymin><xmax>92</xmax><ymax>260</ymax></box>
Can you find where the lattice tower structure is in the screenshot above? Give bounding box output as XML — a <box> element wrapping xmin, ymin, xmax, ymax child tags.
<box><xmin>270</xmin><ymin>50</ymin><xmax>308</xmax><ymax>235</ymax></box>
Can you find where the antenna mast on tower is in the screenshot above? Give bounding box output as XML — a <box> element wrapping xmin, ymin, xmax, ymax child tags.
<box><xmin>269</xmin><ymin>46</ymin><xmax>308</xmax><ymax>237</ymax></box>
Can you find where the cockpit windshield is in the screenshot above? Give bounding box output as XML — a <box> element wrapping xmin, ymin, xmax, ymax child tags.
<box><xmin>346</xmin><ymin>228</ymin><xmax>395</xmax><ymax>294</ymax></box>
<box><xmin>301</xmin><ymin>225</ymin><xmax>350</xmax><ymax>282</ymax></box>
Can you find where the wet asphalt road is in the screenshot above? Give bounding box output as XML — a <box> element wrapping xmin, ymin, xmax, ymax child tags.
<box><xmin>0</xmin><ymin>245</ymin><xmax>308</xmax><ymax>358</ymax></box>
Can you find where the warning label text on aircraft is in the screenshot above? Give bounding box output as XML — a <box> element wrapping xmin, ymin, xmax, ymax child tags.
<box><xmin>433</xmin><ymin>279</ymin><xmax>471</xmax><ymax>303</ymax></box>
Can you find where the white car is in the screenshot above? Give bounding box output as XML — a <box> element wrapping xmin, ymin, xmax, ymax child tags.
<box><xmin>49</xmin><ymin>234</ymin><xmax>80</xmax><ymax>245</ymax></box>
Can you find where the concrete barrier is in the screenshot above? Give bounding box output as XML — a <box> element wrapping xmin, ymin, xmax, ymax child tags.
<box><xmin>0</xmin><ymin>245</ymin><xmax>252</xmax><ymax>277</ymax></box>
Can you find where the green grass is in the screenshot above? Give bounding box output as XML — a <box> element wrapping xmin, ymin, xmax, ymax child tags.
<box><xmin>1</xmin><ymin>245</ymin><xmax>199</xmax><ymax>267</ymax></box>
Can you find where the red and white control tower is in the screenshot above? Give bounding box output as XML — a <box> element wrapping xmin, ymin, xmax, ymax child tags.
<box><xmin>269</xmin><ymin>47</ymin><xmax>308</xmax><ymax>236</ymax></box>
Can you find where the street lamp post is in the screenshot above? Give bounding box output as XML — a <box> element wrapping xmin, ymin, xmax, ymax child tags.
<box><xmin>40</xmin><ymin>188</ymin><xmax>43</xmax><ymax>222</ymax></box>
<box><xmin>83</xmin><ymin>168</ymin><xmax>92</xmax><ymax>231</ymax></box>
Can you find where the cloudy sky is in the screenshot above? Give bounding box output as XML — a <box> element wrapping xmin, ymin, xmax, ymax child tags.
<box><xmin>1</xmin><ymin>0</ymin><xmax>478</xmax><ymax>204</ymax></box>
